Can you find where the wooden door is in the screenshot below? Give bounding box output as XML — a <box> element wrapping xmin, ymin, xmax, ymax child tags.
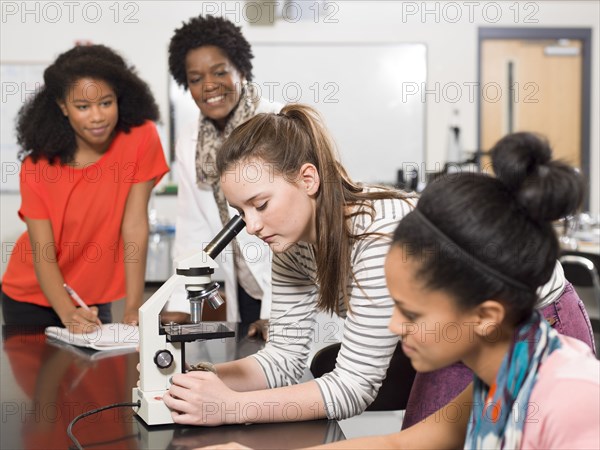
<box><xmin>480</xmin><ymin>39</ymin><xmax>582</xmax><ymax>170</ymax></box>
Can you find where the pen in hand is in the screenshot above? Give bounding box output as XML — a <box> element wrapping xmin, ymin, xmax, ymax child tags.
<box><xmin>63</xmin><ymin>283</ymin><xmax>89</xmax><ymax>310</ymax></box>
<box><xmin>63</xmin><ymin>283</ymin><xmax>101</xmax><ymax>325</ymax></box>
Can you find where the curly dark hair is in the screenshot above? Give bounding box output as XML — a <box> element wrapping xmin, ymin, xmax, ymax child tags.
<box><xmin>17</xmin><ymin>44</ymin><xmax>159</xmax><ymax>164</ymax></box>
<box><xmin>168</xmin><ymin>14</ymin><xmax>254</xmax><ymax>88</ymax></box>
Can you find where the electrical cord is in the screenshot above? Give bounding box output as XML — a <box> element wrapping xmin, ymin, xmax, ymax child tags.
<box><xmin>67</xmin><ymin>400</ymin><xmax>141</xmax><ymax>450</ymax></box>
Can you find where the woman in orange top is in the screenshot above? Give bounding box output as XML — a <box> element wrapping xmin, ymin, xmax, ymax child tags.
<box><xmin>1</xmin><ymin>45</ymin><xmax>169</xmax><ymax>332</ymax></box>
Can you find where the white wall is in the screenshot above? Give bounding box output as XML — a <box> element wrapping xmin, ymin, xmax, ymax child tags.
<box><xmin>1</xmin><ymin>1</ymin><xmax>599</xmax><ymax>276</ymax></box>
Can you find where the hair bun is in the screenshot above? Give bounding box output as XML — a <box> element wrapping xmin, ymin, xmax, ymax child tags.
<box><xmin>491</xmin><ymin>132</ymin><xmax>550</xmax><ymax>191</ymax></box>
<box><xmin>491</xmin><ymin>132</ymin><xmax>583</xmax><ymax>222</ymax></box>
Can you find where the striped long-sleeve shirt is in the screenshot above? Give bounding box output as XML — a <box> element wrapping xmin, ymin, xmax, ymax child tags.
<box><xmin>251</xmin><ymin>195</ymin><xmax>414</xmax><ymax>420</ymax></box>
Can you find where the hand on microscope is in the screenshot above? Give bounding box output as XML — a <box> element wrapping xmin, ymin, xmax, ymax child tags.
<box><xmin>163</xmin><ymin>370</ymin><xmax>242</xmax><ymax>426</ymax></box>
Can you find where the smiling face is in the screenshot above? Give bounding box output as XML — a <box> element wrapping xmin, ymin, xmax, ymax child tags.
<box><xmin>385</xmin><ymin>245</ymin><xmax>484</xmax><ymax>373</ymax></box>
<box><xmin>58</xmin><ymin>77</ymin><xmax>118</xmax><ymax>154</ymax></box>
<box><xmin>221</xmin><ymin>158</ymin><xmax>320</xmax><ymax>253</ymax></box>
<box><xmin>185</xmin><ymin>45</ymin><xmax>244</xmax><ymax>130</ymax></box>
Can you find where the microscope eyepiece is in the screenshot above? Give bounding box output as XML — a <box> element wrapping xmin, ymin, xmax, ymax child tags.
<box><xmin>203</xmin><ymin>215</ymin><xmax>246</xmax><ymax>259</ymax></box>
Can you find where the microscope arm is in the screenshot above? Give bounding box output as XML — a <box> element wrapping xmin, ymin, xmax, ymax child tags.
<box><xmin>138</xmin><ymin>273</ymin><xmax>184</xmax><ymax>393</ymax></box>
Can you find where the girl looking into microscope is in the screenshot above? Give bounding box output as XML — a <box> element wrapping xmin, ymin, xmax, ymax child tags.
<box><xmin>163</xmin><ymin>104</ymin><xmax>415</xmax><ymax>424</ymax></box>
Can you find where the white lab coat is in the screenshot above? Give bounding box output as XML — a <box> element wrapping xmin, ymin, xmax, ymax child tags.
<box><xmin>165</xmin><ymin>99</ymin><xmax>283</xmax><ymax>321</ymax></box>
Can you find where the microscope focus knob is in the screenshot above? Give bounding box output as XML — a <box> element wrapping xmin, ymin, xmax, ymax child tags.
<box><xmin>154</xmin><ymin>349</ymin><xmax>174</xmax><ymax>369</ymax></box>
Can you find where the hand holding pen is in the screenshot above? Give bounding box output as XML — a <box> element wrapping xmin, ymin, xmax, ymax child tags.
<box><xmin>63</xmin><ymin>283</ymin><xmax>102</xmax><ymax>332</ymax></box>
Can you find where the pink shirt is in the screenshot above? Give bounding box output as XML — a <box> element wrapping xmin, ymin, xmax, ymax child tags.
<box><xmin>521</xmin><ymin>335</ymin><xmax>600</xmax><ymax>449</ymax></box>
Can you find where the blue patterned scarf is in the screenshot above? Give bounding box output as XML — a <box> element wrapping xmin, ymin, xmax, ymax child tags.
<box><xmin>464</xmin><ymin>312</ymin><xmax>562</xmax><ymax>449</ymax></box>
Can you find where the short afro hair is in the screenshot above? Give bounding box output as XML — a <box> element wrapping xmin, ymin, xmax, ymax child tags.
<box><xmin>168</xmin><ymin>15</ymin><xmax>253</xmax><ymax>88</ymax></box>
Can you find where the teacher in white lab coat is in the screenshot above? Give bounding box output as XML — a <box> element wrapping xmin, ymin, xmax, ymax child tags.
<box><xmin>165</xmin><ymin>14</ymin><xmax>282</xmax><ymax>336</ymax></box>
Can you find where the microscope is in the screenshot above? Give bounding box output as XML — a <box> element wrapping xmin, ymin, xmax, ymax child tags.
<box><xmin>133</xmin><ymin>215</ymin><xmax>245</xmax><ymax>425</ymax></box>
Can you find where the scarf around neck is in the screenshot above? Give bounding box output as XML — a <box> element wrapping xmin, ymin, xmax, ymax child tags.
<box><xmin>195</xmin><ymin>83</ymin><xmax>258</xmax><ymax>227</ymax></box>
<box><xmin>464</xmin><ymin>311</ymin><xmax>562</xmax><ymax>449</ymax></box>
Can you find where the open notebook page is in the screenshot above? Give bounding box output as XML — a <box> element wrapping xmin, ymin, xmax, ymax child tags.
<box><xmin>45</xmin><ymin>323</ymin><xmax>139</xmax><ymax>351</ymax></box>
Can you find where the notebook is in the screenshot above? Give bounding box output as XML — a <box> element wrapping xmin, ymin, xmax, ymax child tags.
<box><xmin>47</xmin><ymin>337</ymin><xmax>137</xmax><ymax>361</ymax></box>
<box><xmin>45</xmin><ymin>323</ymin><xmax>139</xmax><ymax>351</ymax></box>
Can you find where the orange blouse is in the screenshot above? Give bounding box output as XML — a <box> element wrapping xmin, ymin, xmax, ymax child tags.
<box><xmin>2</xmin><ymin>121</ymin><xmax>169</xmax><ymax>307</ymax></box>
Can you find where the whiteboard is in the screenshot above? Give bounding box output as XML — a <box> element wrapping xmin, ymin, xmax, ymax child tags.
<box><xmin>169</xmin><ymin>42</ymin><xmax>426</xmax><ymax>184</ymax></box>
<box><xmin>1</xmin><ymin>63</ymin><xmax>47</xmax><ymax>192</ymax></box>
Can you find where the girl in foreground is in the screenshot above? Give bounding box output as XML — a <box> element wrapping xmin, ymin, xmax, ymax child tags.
<box><xmin>206</xmin><ymin>134</ymin><xmax>600</xmax><ymax>449</ymax></box>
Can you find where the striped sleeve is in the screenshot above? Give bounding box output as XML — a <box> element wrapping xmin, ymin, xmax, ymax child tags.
<box><xmin>251</xmin><ymin>196</ymin><xmax>414</xmax><ymax>419</ymax></box>
<box><xmin>251</xmin><ymin>246</ymin><xmax>320</xmax><ymax>387</ymax></box>
<box><xmin>314</xmin><ymin>198</ymin><xmax>412</xmax><ymax>419</ymax></box>
<box><xmin>536</xmin><ymin>261</ymin><xmax>566</xmax><ymax>309</ymax></box>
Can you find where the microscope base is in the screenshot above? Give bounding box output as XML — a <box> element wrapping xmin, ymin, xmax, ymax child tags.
<box><xmin>133</xmin><ymin>387</ymin><xmax>174</xmax><ymax>425</ymax></box>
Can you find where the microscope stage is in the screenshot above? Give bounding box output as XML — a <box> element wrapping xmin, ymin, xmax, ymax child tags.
<box><xmin>163</xmin><ymin>322</ymin><xmax>235</xmax><ymax>342</ymax></box>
